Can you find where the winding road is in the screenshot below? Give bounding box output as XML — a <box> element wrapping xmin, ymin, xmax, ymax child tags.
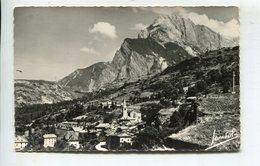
<box><xmin>95</xmin><ymin>142</ymin><xmax>108</xmax><ymax>151</ymax></box>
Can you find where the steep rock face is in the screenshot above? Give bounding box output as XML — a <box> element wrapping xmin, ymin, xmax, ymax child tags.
<box><xmin>59</xmin><ymin>38</ymin><xmax>193</xmax><ymax>92</ymax></box>
<box><xmin>59</xmin><ymin>62</ymin><xmax>117</xmax><ymax>91</ymax></box>
<box><xmin>15</xmin><ymin>80</ymin><xmax>78</xmax><ymax>107</ymax></box>
<box><xmin>138</xmin><ymin>14</ymin><xmax>238</xmax><ymax>54</ymax></box>
<box><xmin>111</xmin><ymin>38</ymin><xmax>185</xmax><ymax>80</ymax></box>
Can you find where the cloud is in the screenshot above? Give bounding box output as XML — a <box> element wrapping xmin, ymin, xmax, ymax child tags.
<box><xmin>131</xmin><ymin>23</ymin><xmax>149</xmax><ymax>30</ymax></box>
<box><xmin>80</xmin><ymin>47</ymin><xmax>98</xmax><ymax>55</ymax></box>
<box><xmin>140</xmin><ymin>7</ymin><xmax>239</xmax><ymax>38</ymax></box>
<box><xmin>94</xmin><ymin>36</ymin><xmax>103</xmax><ymax>41</ymax></box>
<box><xmin>182</xmin><ymin>11</ymin><xmax>239</xmax><ymax>39</ymax></box>
<box><xmin>89</xmin><ymin>22</ymin><xmax>117</xmax><ymax>39</ymax></box>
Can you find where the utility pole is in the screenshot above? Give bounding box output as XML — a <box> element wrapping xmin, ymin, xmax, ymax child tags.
<box><xmin>232</xmin><ymin>71</ymin><xmax>236</xmax><ymax>94</ymax></box>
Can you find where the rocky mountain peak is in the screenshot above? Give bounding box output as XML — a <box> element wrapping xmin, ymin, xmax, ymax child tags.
<box><xmin>138</xmin><ymin>14</ymin><xmax>238</xmax><ymax>53</ymax></box>
<box><xmin>58</xmin><ymin>14</ymin><xmax>239</xmax><ymax>92</ymax></box>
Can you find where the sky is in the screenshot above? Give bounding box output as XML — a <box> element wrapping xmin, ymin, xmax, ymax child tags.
<box><xmin>14</xmin><ymin>7</ymin><xmax>239</xmax><ymax>81</ymax></box>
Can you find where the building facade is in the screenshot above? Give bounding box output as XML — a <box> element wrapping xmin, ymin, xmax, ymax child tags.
<box><xmin>106</xmin><ymin>133</ymin><xmax>133</xmax><ymax>150</ymax></box>
<box><xmin>129</xmin><ymin>111</ymin><xmax>142</xmax><ymax>123</ymax></box>
<box><xmin>43</xmin><ymin>134</ymin><xmax>57</xmax><ymax>148</ymax></box>
<box><xmin>15</xmin><ymin>136</ymin><xmax>28</xmax><ymax>151</ymax></box>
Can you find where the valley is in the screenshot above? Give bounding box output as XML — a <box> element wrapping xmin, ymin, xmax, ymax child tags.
<box><xmin>15</xmin><ymin>46</ymin><xmax>240</xmax><ymax>152</ymax></box>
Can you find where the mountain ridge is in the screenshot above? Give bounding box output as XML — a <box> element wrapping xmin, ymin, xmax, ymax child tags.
<box><xmin>15</xmin><ymin>14</ymin><xmax>239</xmax><ymax>106</ymax></box>
<box><xmin>59</xmin><ymin>14</ymin><xmax>238</xmax><ymax>92</ymax></box>
<box><xmin>14</xmin><ymin>79</ymin><xmax>81</xmax><ymax>107</ymax></box>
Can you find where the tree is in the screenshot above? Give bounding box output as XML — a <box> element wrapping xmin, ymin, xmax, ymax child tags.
<box><xmin>103</xmin><ymin>113</ymin><xmax>115</xmax><ymax>123</ymax></box>
<box><xmin>132</xmin><ymin>126</ymin><xmax>162</xmax><ymax>150</ymax></box>
<box><xmin>55</xmin><ymin>139</ymin><xmax>67</xmax><ymax>151</ymax></box>
<box><xmin>196</xmin><ymin>80</ymin><xmax>207</xmax><ymax>92</ymax></box>
<box><xmin>140</xmin><ymin>103</ymin><xmax>163</xmax><ymax>126</ymax></box>
<box><xmin>207</xmin><ymin>69</ymin><xmax>221</xmax><ymax>84</ymax></box>
<box><xmin>221</xmin><ymin>77</ymin><xmax>232</xmax><ymax>93</ymax></box>
<box><xmin>186</xmin><ymin>86</ymin><xmax>198</xmax><ymax>97</ymax></box>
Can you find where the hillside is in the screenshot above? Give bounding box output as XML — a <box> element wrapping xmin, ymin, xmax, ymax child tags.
<box><xmin>15</xmin><ymin>46</ymin><xmax>239</xmax><ymax>124</ymax></box>
<box><xmin>14</xmin><ymin>80</ymin><xmax>81</xmax><ymax>107</ymax></box>
<box><xmin>15</xmin><ymin>46</ymin><xmax>240</xmax><ymax>152</ymax></box>
<box><xmin>166</xmin><ymin>94</ymin><xmax>240</xmax><ymax>151</ymax></box>
<box><xmin>86</xmin><ymin>46</ymin><xmax>239</xmax><ymax>103</ymax></box>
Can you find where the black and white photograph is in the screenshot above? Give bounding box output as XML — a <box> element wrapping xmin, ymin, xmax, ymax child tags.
<box><xmin>14</xmin><ymin>7</ymin><xmax>240</xmax><ymax>153</ymax></box>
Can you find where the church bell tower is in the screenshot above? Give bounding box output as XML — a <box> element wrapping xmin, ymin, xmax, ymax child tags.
<box><xmin>122</xmin><ymin>99</ymin><xmax>128</xmax><ymax>119</ymax></box>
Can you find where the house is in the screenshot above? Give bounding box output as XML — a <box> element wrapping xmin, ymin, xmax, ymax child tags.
<box><xmin>43</xmin><ymin>134</ymin><xmax>57</xmax><ymax>148</ymax></box>
<box><xmin>15</xmin><ymin>135</ymin><xmax>28</xmax><ymax>151</ymax></box>
<box><xmin>140</xmin><ymin>91</ymin><xmax>153</xmax><ymax>99</ymax></box>
<box><xmin>114</xmin><ymin>100</ymin><xmax>123</xmax><ymax>107</ymax></box>
<box><xmin>183</xmin><ymin>86</ymin><xmax>189</xmax><ymax>93</ymax></box>
<box><xmin>72</xmin><ymin>126</ymin><xmax>84</xmax><ymax>132</ymax></box>
<box><xmin>24</xmin><ymin>130</ymin><xmax>30</xmax><ymax>137</ymax></box>
<box><xmin>62</xmin><ymin>121</ymin><xmax>78</xmax><ymax>128</ymax></box>
<box><xmin>129</xmin><ymin>111</ymin><xmax>142</xmax><ymax>123</ymax></box>
<box><xmin>73</xmin><ymin>115</ymin><xmax>87</xmax><ymax>121</ymax></box>
<box><xmin>65</xmin><ymin>131</ymin><xmax>80</xmax><ymax>149</ymax></box>
<box><xmin>118</xmin><ymin>133</ymin><xmax>133</xmax><ymax>144</ymax></box>
<box><xmin>55</xmin><ymin>121</ymin><xmax>78</xmax><ymax>130</ymax></box>
<box><xmin>101</xmin><ymin>100</ymin><xmax>112</xmax><ymax>108</ymax></box>
<box><xmin>95</xmin><ymin>123</ymin><xmax>110</xmax><ymax>131</ymax></box>
<box><xmin>106</xmin><ymin>133</ymin><xmax>133</xmax><ymax>150</ymax></box>
<box><xmin>186</xmin><ymin>96</ymin><xmax>197</xmax><ymax>102</ymax></box>
<box><xmin>158</xmin><ymin>107</ymin><xmax>179</xmax><ymax>124</ymax></box>
<box><xmin>80</xmin><ymin>129</ymin><xmax>98</xmax><ymax>140</ymax></box>
<box><xmin>106</xmin><ymin>135</ymin><xmax>120</xmax><ymax>149</ymax></box>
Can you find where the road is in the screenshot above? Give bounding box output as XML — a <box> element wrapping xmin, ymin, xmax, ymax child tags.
<box><xmin>95</xmin><ymin>142</ymin><xmax>108</xmax><ymax>151</ymax></box>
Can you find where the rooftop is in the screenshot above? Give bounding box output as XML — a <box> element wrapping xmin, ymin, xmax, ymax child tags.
<box><xmin>72</xmin><ymin>126</ymin><xmax>84</xmax><ymax>132</ymax></box>
<box><xmin>65</xmin><ymin>131</ymin><xmax>79</xmax><ymax>141</ymax></box>
<box><xmin>158</xmin><ymin>107</ymin><xmax>179</xmax><ymax>115</ymax></box>
<box><xmin>15</xmin><ymin>135</ymin><xmax>28</xmax><ymax>143</ymax></box>
<box><xmin>43</xmin><ymin>134</ymin><xmax>57</xmax><ymax>138</ymax></box>
<box><xmin>95</xmin><ymin>123</ymin><xmax>110</xmax><ymax>128</ymax></box>
<box><xmin>118</xmin><ymin>133</ymin><xmax>132</xmax><ymax>137</ymax></box>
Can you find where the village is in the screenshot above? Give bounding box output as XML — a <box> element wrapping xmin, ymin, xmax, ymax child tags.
<box><xmin>15</xmin><ymin>69</ymin><xmax>239</xmax><ymax>152</ymax></box>
<box><xmin>15</xmin><ymin>93</ymin><xmax>203</xmax><ymax>152</ymax></box>
<box><xmin>15</xmin><ymin>98</ymin><xmax>149</xmax><ymax>151</ymax></box>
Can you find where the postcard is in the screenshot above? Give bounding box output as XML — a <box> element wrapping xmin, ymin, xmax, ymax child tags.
<box><xmin>14</xmin><ymin>7</ymin><xmax>240</xmax><ymax>152</ymax></box>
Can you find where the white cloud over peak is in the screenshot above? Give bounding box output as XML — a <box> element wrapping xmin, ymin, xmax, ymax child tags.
<box><xmin>89</xmin><ymin>22</ymin><xmax>118</xmax><ymax>39</ymax></box>
<box><xmin>132</xmin><ymin>23</ymin><xmax>149</xmax><ymax>30</ymax></box>
<box><xmin>182</xmin><ymin>11</ymin><xmax>239</xmax><ymax>39</ymax></box>
<box><xmin>80</xmin><ymin>47</ymin><xmax>98</xmax><ymax>55</ymax></box>
<box><xmin>140</xmin><ymin>7</ymin><xmax>239</xmax><ymax>38</ymax></box>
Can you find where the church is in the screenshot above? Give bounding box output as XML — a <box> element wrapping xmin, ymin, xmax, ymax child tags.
<box><xmin>121</xmin><ymin>99</ymin><xmax>142</xmax><ymax>123</ymax></box>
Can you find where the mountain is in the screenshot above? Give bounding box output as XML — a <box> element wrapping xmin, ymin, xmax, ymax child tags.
<box><xmin>138</xmin><ymin>14</ymin><xmax>238</xmax><ymax>53</ymax></box>
<box><xmin>60</xmin><ymin>38</ymin><xmax>193</xmax><ymax>92</ymax></box>
<box><xmin>59</xmin><ymin>14</ymin><xmax>238</xmax><ymax>92</ymax></box>
<box><xmin>59</xmin><ymin>15</ymin><xmax>238</xmax><ymax>91</ymax></box>
<box><xmin>14</xmin><ymin>80</ymin><xmax>79</xmax><ymax>107</ymax></box>
<box><xmin>85</xmin><ymin>46</ymin><xmax>240</xmax><ymax>103</ymax></box>
<box><xmin>16</xmin><ymin>46</ymin><xmax>240</xmax><ymax>126</ymax></box>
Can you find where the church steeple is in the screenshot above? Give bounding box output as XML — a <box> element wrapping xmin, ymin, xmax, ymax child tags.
<box><xmin>122</xmin><ymin>99</ymin><xmax>128</xmax><ymax>119</ymax></box>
